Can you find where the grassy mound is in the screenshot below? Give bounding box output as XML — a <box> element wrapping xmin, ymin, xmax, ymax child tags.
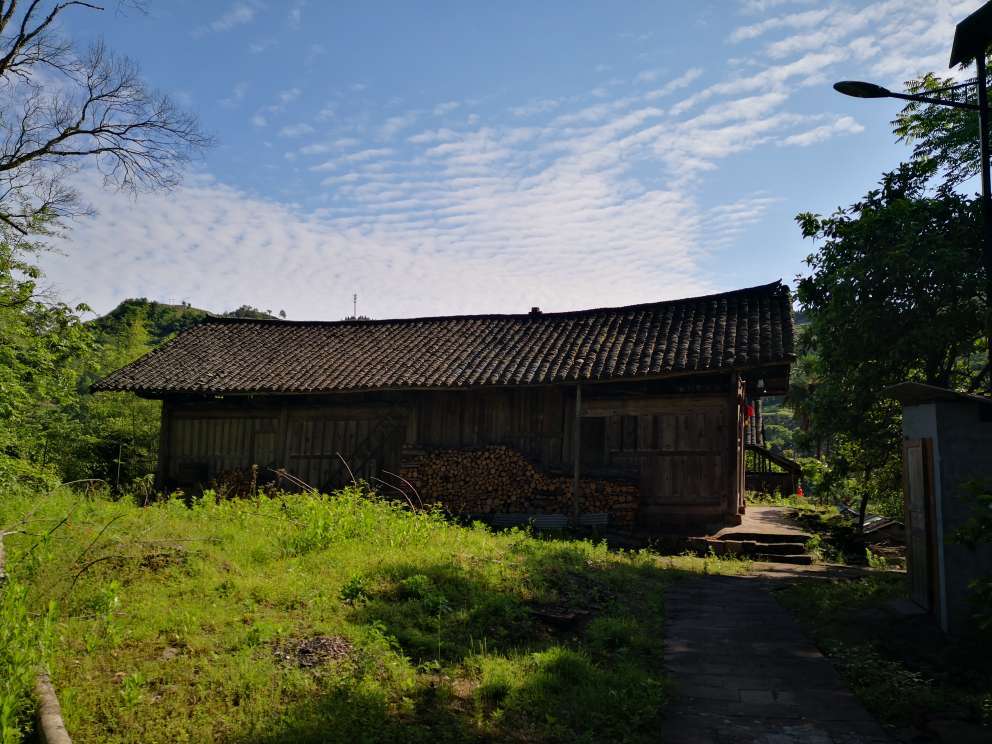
<box><xmin>0</xmin><ymin>486</ymin><xmax>749</xmax><ymax>743</ymax></box>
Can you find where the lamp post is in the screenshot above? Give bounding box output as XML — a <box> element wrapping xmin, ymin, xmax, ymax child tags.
<box><xmin>834</xmin><ymin>0</ymin><xmax>992</xmax><ymax>389</ymax></box>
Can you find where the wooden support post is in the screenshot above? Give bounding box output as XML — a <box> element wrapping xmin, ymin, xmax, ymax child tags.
<box><xmin>573</xmin><ymin>384</ymin><xmax>581</xmax><ymax>525</ymax></box>
<box><xmin>755</xmin><ymin>397</ymin><xmax>764</xmax><ymax>447</ymax></box>
<box><xmin>728</xmin><ymin>374</ymin><xmax>743</xmax><ymax>519</ymax></box>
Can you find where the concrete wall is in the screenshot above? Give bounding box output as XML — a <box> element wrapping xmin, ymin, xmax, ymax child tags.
<box><xmin>902</xmin><ymin>399</ymin><xmax>992</xmax><ymax>635</ymax></box>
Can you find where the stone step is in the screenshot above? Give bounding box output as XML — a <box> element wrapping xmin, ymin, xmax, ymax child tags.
<box><xmin>754</xmin><ymin>553</ymin><xmax>814</xmax><ymax>565</ymax></box>
<box><xmin>688</xmin><ymin>537</ymin><xmax>813</xmax><ymax>562</ymax></box>
<box><xmin>747</xmin><ymin>541</ymin><xmax>809</xmax><ymax>556</ymax></box>
<box><xmin>716</xmin><ymin>531</ymin><xmax>811</xmax><ymax>545</ymax></box>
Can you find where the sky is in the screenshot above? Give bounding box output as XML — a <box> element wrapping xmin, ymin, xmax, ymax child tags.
<box><xmin>39</xmin><ymin>0</ymin><xmax>986</xmax><ymax>321</ymax></box>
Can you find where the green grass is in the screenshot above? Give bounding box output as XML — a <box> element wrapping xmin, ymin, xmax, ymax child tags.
<box><xmin>777</xmin><ymin>575</ymin><xmax>992</xmax><ymax>731</ymax></box>
<box><xmin>0</xmin><ymin>485</ymin><xmax>750</xmax><ymax>743</ymax></box>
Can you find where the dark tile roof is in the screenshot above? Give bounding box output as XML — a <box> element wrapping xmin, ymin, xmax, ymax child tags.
<box><xmin>93</xmin><ymin>281</ymin><xmax>795</xmax><ymax>395</ymax></box>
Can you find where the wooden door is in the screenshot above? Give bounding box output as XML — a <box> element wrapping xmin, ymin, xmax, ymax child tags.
<box><xmin>903</xmin><ymin>438</ymin><xmax>936</xmax><ymax>610</ymax></box>
<box><xmin>637</xmin><ymin>403</ymin><xmax>729</xmax><ymax>508</ymax></box>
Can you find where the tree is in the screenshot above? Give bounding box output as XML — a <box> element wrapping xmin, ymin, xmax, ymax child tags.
<box><xmin>0</xmin><ymin>232</ymin><xmax>93</xmax><ymax>487</ymax></box>
<box><xmin>796</xmin><ymin>161</ymin><xmax>986</xmax><ymax>525</ymax></box>
<box><xmin>892</xmin><ymin>57</ymin><xmax>991</xmax><ymax>189</ymax></box>
<box><xmin>0</xmin><ymin>1</ymin><xmax>209</xmax><ymax>485</ymax></box>
<box><xmin>70</xmin><ymin>310</ymin><xmax>160</xmax><ymax>486</ymax></box>
<box><xmin>0</xmin><ymin>1</ymin><xmax>211</xmax><ymax>236</ymax></box>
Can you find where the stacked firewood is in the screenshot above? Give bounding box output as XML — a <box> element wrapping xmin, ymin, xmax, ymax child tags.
<box><xmin>399</xmin><ymin>445</ymin><xmax>638</xmax><ymax>527</ymax></box>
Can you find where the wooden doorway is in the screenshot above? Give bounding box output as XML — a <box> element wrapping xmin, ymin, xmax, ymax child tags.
<box><xmin>903</xmin><ymin>438</ymin><xmax>937</xmax><ymax>611</ymax></box>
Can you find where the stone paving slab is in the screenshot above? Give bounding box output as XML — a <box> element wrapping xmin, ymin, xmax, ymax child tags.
<box><xmin>660</xmin><ymin>576</ymin><xmax>891</xmax><ymax>744</ymax></box>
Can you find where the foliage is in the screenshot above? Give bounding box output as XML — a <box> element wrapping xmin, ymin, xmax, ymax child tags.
<box><xmin>795</xmin><ymin>161</ymin><xmax>985</xmax><ymax>523</ymax></box>
<box><xmin>0</xmin><ymin>236</ymin><xmax>94</xmax><ymax>490</ymax></box>
<box><xmin>0</xmin><ymin>484</ymin><xmax>756</xmax><ymax>743</ymax></box>
<box><xmin>892</xmin><ymin>59</ymin><xmax>992</xmax><ymax>189</ymax></box>
<box><xmin>90</xmin><ymin>299</ymin><xmax>212</xmax><ymax>346</ymax></box>
<box><xmin>0</xmin><ymin>581</ymin><xmax>50</xmax><ymax>744</ymax></box>
<box><xmin>778</xmin><ymin>574</ymin><xmax>991</xmax><ymax>730</ymax></box>
<box><xmin>2</xmin><ymin>233</ymin><xmax>288</xmax><ymax>488</ymax></box>
<box><xmin>824</xmin><ymin>641</ymin><xmax>935</xmax><ymax>724</ymax></box>
<box><xmin>794</xmin><ymin>456</ymin><xmax>828</xmax><ymax>498</ymax></box>
<box><xmin>864</xmin><ymin>548</ymin><xmax>892</xmax><ymax>571</ymax></box>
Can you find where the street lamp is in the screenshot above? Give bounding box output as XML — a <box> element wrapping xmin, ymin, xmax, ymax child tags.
<box><xmin>834</xmin><ymin>0</ymin><xmax>992</xmax><ymax>389</ymax></box>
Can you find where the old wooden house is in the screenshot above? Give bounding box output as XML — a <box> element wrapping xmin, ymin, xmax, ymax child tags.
<box><xmin>94</xmin><ymin>281</ymin><xmax>796</xmax><ymax>530</ymax></box>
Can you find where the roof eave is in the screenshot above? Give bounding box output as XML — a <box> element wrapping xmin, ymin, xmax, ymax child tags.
<box><xmin>93</xmin><ymin>358</ymin><xmax>796</xmax><ymax>398</ymax></box>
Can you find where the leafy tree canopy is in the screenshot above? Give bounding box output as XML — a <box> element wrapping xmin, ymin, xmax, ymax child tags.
<box><xmin>795</xmin><ymin>161</ymin><xmax>985</xmax><ymax>519</ymax></box>
<box><xmin>893</xmin><ymin>57</ymin><xmax>991</xmax><ymax>188</ymax></box>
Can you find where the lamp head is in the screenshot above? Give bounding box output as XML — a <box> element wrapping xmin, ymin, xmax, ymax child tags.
<box><xmin>833</xmin><ymin>80</ymin><xmax>891</xmax><ymax>99</ymax></box>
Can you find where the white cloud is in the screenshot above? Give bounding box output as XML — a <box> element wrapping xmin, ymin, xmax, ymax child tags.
<box><xmin>279</xmin><ymin>122</ymin><xmax>315</xmax><ymax>138</ymax></box>
<box><xmin>249</xmin><ymin>38</ymin><xmax>276</xmax><ymax>54</ymax></box>
<box><xmin>194</xmin><ymin>1</ymin><xmax>261</xmax><ymax>36</ymax></box>
<box><xmin>43</xmin><ymin>0</ymin><xmax>982</xmax><ymax>322</ymax></box>
<box><xmin>738</xmin><ymin>0</ymin><xmax>815</xmax><ymax>14</ymax></box>
<box><xmin>298</xmin><ymin>138</ymin><xmax>360</xmax><ymax>156</ymax></box>
<box><xmin>219</xmin><ymin>82</ymin><xmax>248</xmax><ymax>108</ymax></box>
<box><xmin>379</xmin><ymin>112</ymin><xmax>419</xmax><ymax>140</ymax></box>
<box><xmin>730</xmin><ymin>8</ymin><xmax>831</xmax><ymax>42</ymax></box>
<box><xmin>433</xmin><ymin>101</ymin><xmax>460</xmax><ymax>116</ymax></box>
<box><xmin>251</xmin><ymin>88</ymin><xmax>303</xmax><ymax>128</ymax></box>
<box><xmin>310</xmin><ymin>148</ymin><xmax>395</xmax><ymax>172</ymax></box>
<box><xmin>288</xmin><ymin>0</ymin><xmax>305</xmax><ymax>28</ymax></box>
<box><xmin>634</xmin><ymin>69</ymin><xmax>663</xmax><ymax>84</ymax></box>
<box><xmin>408</xmin><ymin>129</ymin><xmax>458</xmax><ymax>145</ymax></box>
<box><xmin>45</xmin><ymin>168</ymin><xmax>715</xmax><ymax>321</ymax></box>
<box><xmin>510</xmin><ymin>99</ymin><xmax>560</xmax><ymax>117</ymax></box>
<box><xmin>644</xmin><ymin>68</ymin><xmax>704</xmax><ymax>100</ymax></box>
<box><xmin>779</xmin><ymin>115</ymin><xmax>864</xmax><ymax>146</ymax></box>
<box><xmin>306</xmin><ymin>43</ymin><xmax>327</xmax><ymax>65</ymax></box>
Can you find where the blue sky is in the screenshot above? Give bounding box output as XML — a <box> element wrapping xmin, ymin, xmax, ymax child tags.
<box><xmin>42</xmin><ymin>0</ymin><xmax>984</xmax><ymax>320</ymax></box>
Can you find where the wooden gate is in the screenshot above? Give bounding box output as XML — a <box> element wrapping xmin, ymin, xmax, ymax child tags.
<box><xmin>903</xmin><ymin>438</ymin><xmax>937</xmax><ymax>610</ymax></box>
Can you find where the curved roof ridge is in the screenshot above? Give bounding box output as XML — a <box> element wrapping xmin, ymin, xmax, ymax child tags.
<box><xmin>199</xmin><ymin>280</ymin><xmax>787</xmax><ymax>328</ymax></box>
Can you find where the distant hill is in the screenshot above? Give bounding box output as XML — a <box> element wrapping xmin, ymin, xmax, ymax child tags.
<box><xmin>91</xmin><ymin>299</ymin><xmax>278</xmax><ymax>345</ymax></box>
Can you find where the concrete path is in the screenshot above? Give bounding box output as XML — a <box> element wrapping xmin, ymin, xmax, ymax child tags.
<box><xmin>661</xmin><ymin>575</ymin><xmax>890</xmax><ymax>744</ymax></box>
<box><xmin>713</xmin><ymin>506</ymin><xmax>812</xmax><ymax>541</ymax></box>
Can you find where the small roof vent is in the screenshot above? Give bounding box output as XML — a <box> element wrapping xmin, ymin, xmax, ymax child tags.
<box><xmin>529</xmin><ymin>306</ymin><xmax>542</xmax><ymax>315</ymax></box>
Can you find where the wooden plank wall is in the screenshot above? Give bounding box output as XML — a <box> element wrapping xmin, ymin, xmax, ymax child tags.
<box><xmin>412</xmin><ymin>388</ymin><xmax>565</xmax><ymax>466</ymax></box>
<box><xmin>167</xmin><ymin>413</ymin><xmax>278</xmax><ymax>484</ymax></box>
<box><xmin>284</xmin><ymin>410</ymin><xmax>403</xmax><ymax>489</ymax></box>
<box><xmin>581</xmin><ymin>396</ymin><xmax>732</xmax><ymax>510</ymax></box>
<box><xmin>164</xmin><ymin>401</ymin><xmax>404</xmax><ymax>491</ymax></box>
<box><xmin>160</xmin><ymin>384</ymin><xmax>740</xmax><ymax>522</ymax></box>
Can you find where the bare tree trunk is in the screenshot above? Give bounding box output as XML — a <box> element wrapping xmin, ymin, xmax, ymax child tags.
<box><xmin>858</xmin><ymin>467</ymin><xmax>871</xmax><ymax>532</ymax></box>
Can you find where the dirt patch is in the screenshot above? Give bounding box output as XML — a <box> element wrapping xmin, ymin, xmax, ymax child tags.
<box><xmin>140</xmin><ymin>548</ymin><xmax>188</xmax><ymax>571</ymax></box>
<box><xmin>273</xmin><ymin>635</ymin><xmax>353</xmax><ymax>668</ymax></box>
<box><xmin>528</xmin><ymin>603</ymin><xmax>592</xmax><ymax>630</ymax></box>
